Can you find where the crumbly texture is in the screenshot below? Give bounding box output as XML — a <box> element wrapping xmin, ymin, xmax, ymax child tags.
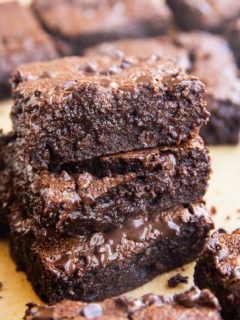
<box><xmin>168</xmin><ymin>273</ymin><xmax>189</xmax><ymax>288</ymax></box>
<box><xmin>89</xmin><ymin>33</ymin><xmax>240</xmax><ymax>144</ymax></box>
<box><xmin>0</xmin><ymin>132</ymin><xmax>15</xmax><ymax>236</ymax></box>
<box><xmin>0</xmin><ymin>1</ymin><xmax>58</xmax><ymax>100</ymax></box>
<box><xmin>11</xmin><ymin>55</ymin><xmax>208</xmax><ymax>169</ymax></box>
<box><xmin>32</xmin><ymin>0</ymin><xmax>172</xmax><ymax>55</ymax></box>
<box><xmin>194</xmin><ymin>229</ymin><xmax>240</xmax><ymax>320</ymax></box>
<box><xmin>167</xmin><ymin>0</ymin><xmax>240</xmax><ymax>32</ymax></box>
<box><xmin>10</xmin><ymin>202</ymin><xmax>213</xmax><ymax>304</ymax></box>
<box><xmin>227</xmin><ymin>18</ymin><xmax>240</xmax><ymax>67</ymax></box>
<box><xmin>8</xmin><ymin>136</ymin><xmax>211</xmax><ymax>238</ymax></box>
<box><xmin>24</xmin><ymin>287</ymin><xmax>221</xmax><ymax>319</ymax></box>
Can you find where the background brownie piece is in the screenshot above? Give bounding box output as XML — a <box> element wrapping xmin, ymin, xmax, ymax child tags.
<box><xmin>167</xmin><ymin>0</ymin><xmax>240</xmax><ymax>33</ymax></box>
<box><xmin>90</xmin><ymin>34</ymin><xmax>240</xmax><ymax>144</ymax></box>
<box><xmin>227</xmin><ymin>19</ymin><xmax>240</xmax><ymax>67</ymax></box>
<box><xmin>194</xmin><ymin>229</ymin><xmax>240</xmax><ymax>320</ymax></box>
<box><xmin>175</xmin><ymin>32</ymin><xmax>240</xmax><ymax>145</ymax></box>
<box><xmin>10</xmin><ymin>202</ymin><xmax>213</xmax><ymax>303</ymax></box>
<box><xmin>32</xmin><ymin>0</ymin><xmax>172</xmax><ymax>55</ymax></box>
<box><xmin>24</xmin><ymin>287</ymin><xmax>221</xmax><ymax>320</ymax></box>
<box><xmin>11</xmin><ymin>55</ymin><xmax>208</xmax><ymax>168</ymax></box>
<box><xmin>8</xmin><ymin>136</ymin><xmax>211</xmax><ymax>238</ymax></box>
<box><xmin>0</xmin><ymin>1</ymin><xmax>58</xmax><ymax>100</ymax></box>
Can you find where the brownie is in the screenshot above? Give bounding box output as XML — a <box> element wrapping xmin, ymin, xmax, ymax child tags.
<box><xmin>11</xmin><ymin>55</ymin><xmax>208</xmax><ymax>169</ymax></box>
<box><xmin>227</xmin><ymin>19</ymin><xmax>240</xmax><ymax>67</ymax></box>
<box><xmin>194</xmin><ymin>229</ymin><xmax>240</xmax><ymax>320</ymax></box>
<box><xmin>32</xmin><ymin>0</ymin><xmax>172</xmax><ymax>55</ymax></box>
<box><xmin>8</xmin><ymin>136</ymin><xmax>211</xmax><ymax>238</ymax></box>
<box><xmin>88</xmin><ymin>34</ymin><xmax>240</xmax><ymax>144</ymax></box>
<box><xmin>0</xmin><ymin>1</ymin><xmax>58</xmax><ymax>100</ymax></box>
<box><xmin>24</xmin><ymin>287</ymin><xmax>221</xmax><ymax>319</ymax></box>
<box><xmin>0</xmin><ymin>132</ymin><xmax>15</xmax><ymax>236</ymax></box>
<box><xmin>167</xmin><ymin>0</ymin><xmax>240</xmax><ymax>33</ymax></box>
<box><xmin>10</xmin><ymin>202</ymin><xmax>213</xmax><ymax>303</ymax></box>
<box><xmin>175</xmin><ymin>32</ymin><xmax>240</xmax><ymax>145</ymax></box>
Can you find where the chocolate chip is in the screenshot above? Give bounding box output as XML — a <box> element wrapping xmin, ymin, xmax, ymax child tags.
<box><xmin>82</xmin><ymin>303</ymin><xmax>103</xmax><ymax>319</ymax></box>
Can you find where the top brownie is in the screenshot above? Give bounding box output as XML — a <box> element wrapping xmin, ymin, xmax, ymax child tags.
<box><xmin>32</xmin><ymin>0</ymin><xmax>172</xmax><ymax>54</ymax></box>
<box><xmin>11</xmin><ymin>55</ymin><xmax>208</xmax><ymax>169</ymax></box>
<box><xmin>0</xmin><ymin>1</ymin><xmax>58</xmax><ymax>100</ymax></box>
<box><xmin>24</xmin><ymin>287</ymin><xmax>221</xmax><ymax>320</ymax></box>
<box><xmin>167</xmin><ymin>0</ymin><xmax>240</xmax><ymax>32</ymax></box>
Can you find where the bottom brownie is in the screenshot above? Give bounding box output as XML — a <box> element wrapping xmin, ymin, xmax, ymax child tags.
<box><xmin>24</xmin><ymin>287</ymin><xmax>221</xmax><ymax>320</ymax></box>
<box><xmin>10</xmin><ymin>202</ymin><xmax>213</xmax><ymax>304</ymax></box>
<box><xmin>194</xmin><ymin>229</ymin><xmax>240</xmax><ymax>320</ymax></box>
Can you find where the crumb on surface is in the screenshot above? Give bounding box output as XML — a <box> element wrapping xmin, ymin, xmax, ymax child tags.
<box><xmin>226</xmin><ymin>215</ymin><xmax>231</xmax><ymax>220</ymax></box>
<box><xmin>167</xmin><ymin>273</ymin><xmax>189</xmax><ymax>288</ymax></box>
<box><xmin>210</xmin><ymin>206</ymin><xmax>217</xmax><ymax>215</ymax></box>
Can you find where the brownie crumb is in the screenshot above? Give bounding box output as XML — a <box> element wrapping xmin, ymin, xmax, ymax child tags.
<box><xmin>168</xmin><ymin>274</ymin><xmax>189</xmax><ymax>288</ymax></box>
<box><xmin>210</xmin><ymin>206</ymin><xmax>217</xmax><ymax>215</ymax></box>
<box><xmin>226</xmin><ymin>215</ymin><xmax>231</xmax><ymax>220</ymax></box>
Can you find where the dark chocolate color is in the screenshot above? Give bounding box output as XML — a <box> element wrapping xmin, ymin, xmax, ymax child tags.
<box><xmin>32</xmin><ymin>0</ymin><xmax>172</xmax><ymax>55</ymax></box>
<box><xmin>10</xmin><ymin>202</ymin><xmax>213</xmax><ymax>304</ymax></box>
<box><xmin>24</xmin><ymin>287</ymin><xmax>221</xmax><ymax>319</ymax></box>
<box><xmin>168</xmin><ymin>273</ymin><xmax>189</xmax><ymax>288</ymax></box>
<box><xmin>11</xmin><ymin>54</ymin><xmax>208</xmax><ymax>168</ymax></box>
<box><xmin>194</xmin><ymin>229</ymin><xmax>240</xmax><ymax>320</ymax></box>
<box><xmin>8</xmin><ymin>136</ymin><xmax>211</xmax><ymax>238</ymax></box>
<box><xmin>89</xmin><ymin>33</ymin><xmax>240</xmax><ymax>144</ymax></box>
<box><xmin>167</xmin><ymin>0</ymin><xmax>240</xmax><ymax>33</ymax></box>
<box><xmin>0</xmin><ymin>1</ymin><xmax>58</xmax><ymax>100</ymax></box>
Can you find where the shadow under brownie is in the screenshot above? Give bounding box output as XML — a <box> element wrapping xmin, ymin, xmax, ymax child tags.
<box><xmin>24</xmin><ymin>287</ymin><xmax>221</xmax><ymax>319</ymax></box>
<box><xmin>10</xmin><ymin>202</ymin><xmax>213</xmax><ymax>304</ymax></box>
<box><xmin>7</xmin><ymin>136</ymin><xmax>211</xmax><ymax>238</ymax></box>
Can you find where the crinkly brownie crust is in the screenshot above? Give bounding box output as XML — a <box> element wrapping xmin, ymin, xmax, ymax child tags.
<box><xmin>194</xmin><ymin>229</ymin><xmax>240</xmax><ymax>320</ymax></box>
<box><xmin>24</xmin><ymin>287</ymin><xmax>221</xmax><ymax>320</ymax></box>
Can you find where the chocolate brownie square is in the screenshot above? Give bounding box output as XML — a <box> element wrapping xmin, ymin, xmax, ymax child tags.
<box><xmin>0</xmin><ymin>1</ymin><xmax>58</xmax><ymax>100</ymax></box>
<box><xmin>227</xmin><ymin>18</ymin><xmax>240</xmax><ymax>67</ymax></box>
<box><xmin>194</xmin><ymin>229</ymin><xmax>240</xmax><ymax>320</ymax></box>
<box><xmin>10</xmin><ymin>202</ymin><xmax>213</xmax><ymax>303</ymax></box>
<box><xmin>11</xmin><ymin>54</ymin><xmax>208</xmax><ymax>168</ymax></box>
<box><xmin>175</xmin><ymin>32</ymin><xmax>240</xmax><ymax>145</ymax></box>
<box><xmin>167</xmin><ymin>0</ymin><xmax>240</xmax><ymax>33</ymax></box>
<box><xmin>32</xmin><ymin>0</ymin><xmax>172</xmax><ymax>55</ymax></box>
<box><xmin>24</xmin><ymin>287</ymin><xmax>221</xmax><ymax>320</ymax></box>
<box><xmin>88</xmin><ymin>33</ymin><xmax>240</xmax><ymax>144</ymax></box>
<box><xmin>8</xmin><ymin>136</ymin><xmax>211</xmax><ymax>239</ymax></box>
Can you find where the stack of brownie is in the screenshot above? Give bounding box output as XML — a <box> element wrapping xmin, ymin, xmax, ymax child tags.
<box><xmin>3</xmin><ymin>51</ymin><xmax>213</xmax><ymax>304</ymax></box>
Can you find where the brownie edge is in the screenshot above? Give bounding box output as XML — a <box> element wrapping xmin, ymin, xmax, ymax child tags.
<box><xmin>24</xmin><ymin>287</ymin><xmax>221</xmax><ymax>320</ymax></box>
<box><xmin>194</xmin><ymin>229</ymin><xmax>240</xmax><ymax>320</ymax></box>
